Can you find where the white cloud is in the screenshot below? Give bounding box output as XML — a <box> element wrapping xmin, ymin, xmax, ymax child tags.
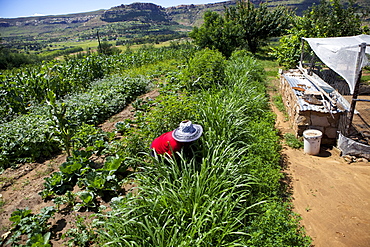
<box><xmin>32</xmin><ymin>13</ymin><xmax>46</xmax><ymax>16</ymax></box>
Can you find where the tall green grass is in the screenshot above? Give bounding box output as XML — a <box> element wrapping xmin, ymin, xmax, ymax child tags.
<box><xmin>92</xmin><ymin>50</ymin><xmax>311</xmax><ymax>246</ymax></box>
<box><xmin>94</xmin><ymin>147</ymin><xmax>260</xmax><ymax>246</ymax></box>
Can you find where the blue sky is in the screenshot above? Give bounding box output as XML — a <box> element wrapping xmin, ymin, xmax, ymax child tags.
<box><xmin>0</xmin><ymin>0</ymin><xmax>222</xmax><ymax>18</ymax></box>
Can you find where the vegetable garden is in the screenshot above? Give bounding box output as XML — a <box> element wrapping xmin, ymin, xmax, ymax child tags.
<box><xmin>0</xmin><ymin>45</ymin><xmax>311</xmax><ymax>246</ymax></box>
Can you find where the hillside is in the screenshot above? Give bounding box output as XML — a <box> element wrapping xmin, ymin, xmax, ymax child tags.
<box><xmin>0</xmin><ymin>0</ymin><xmax>368</xmax><ymax>53</ymax></box>
<box><xmin>0</xmin><ymin>1</ymin><xmax>236</xmax><ymax>44</ymax></box>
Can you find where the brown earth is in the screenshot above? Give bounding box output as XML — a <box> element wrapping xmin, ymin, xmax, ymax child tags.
<box><xmin>273</xmin><ymin>91</ymin><xmax>370</xmax><ymax>247</ymax></box>
<box><xmin>1</xmin><ymin>84</ymin><xmax>370</xmax><ymax>246</ymax></box>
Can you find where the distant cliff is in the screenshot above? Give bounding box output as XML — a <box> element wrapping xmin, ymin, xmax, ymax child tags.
<box><xmin>166</xmin><ymin>1</ymin><xmax>236</xmax><ymax>26</ymax></box>
<box><xmin>101</xmin><ymin>3</ymin><xmax>169</xmax><ymax>23</ymax></box>
<box><xmin>0</xmin><ymin>10</ymin><xmax>104</xmax><ymax>27</ymax></box>
<box><xmin>100</xmin><ymin>1</ymin><xmax>238</xmax><ymax>25</ymax></box>
<box><xmin>0</xmin><ymin>2</ymin><xmax>236</xmax><ymax>28</ymax></box>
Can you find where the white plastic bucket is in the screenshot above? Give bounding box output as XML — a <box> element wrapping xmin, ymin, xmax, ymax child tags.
<box><xmin>303</xmin><ymin>129</ymin><xmax>322</xmax><ymax>155</ymax></box>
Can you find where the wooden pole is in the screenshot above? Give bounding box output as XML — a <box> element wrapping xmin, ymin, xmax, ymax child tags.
<box><xmin>97</xmin><ymin>31</ymin><xmax>102</xmax><ymax>54</ymax></box>
<box><xmin>299</xmin><ymin>38</ymin><xmax>305</xmax><ymax>68</ymax></box>
<box><xmin>345</xmin><ymin>42</ymin><xmax>367</xmax><ymax>136</ymax></box>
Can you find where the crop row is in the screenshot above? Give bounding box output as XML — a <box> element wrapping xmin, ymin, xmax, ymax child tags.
<box><xmin>0</xmin><ymin>44</ymin><xmax>196</xmax><ymax>124</ymax></box>
<box><xmin>0</xmin><ymin>75</ymin><xmax>148</xmax><ymax>169</ymax></box>
<box><xmin>90</xmin><ymin>50</ymin><xmax>311</xmax><ymax>246</ymax></box>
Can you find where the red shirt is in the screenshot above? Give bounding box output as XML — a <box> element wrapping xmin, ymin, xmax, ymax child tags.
<box><xmin>150</xmin><ymin>131</ymin><xmax>183</xmax><ymax>156</ymax></box>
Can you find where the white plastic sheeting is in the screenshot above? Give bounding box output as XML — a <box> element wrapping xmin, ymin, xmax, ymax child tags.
<box><xmin>303</xmin><ymin>35</ymin><xmax>370</xmax><ymax>94</ymax></box>
<box><xmin>337</xmin><ymin>132</ymin><xmax>370</xmax><ymax>160</ymax></box>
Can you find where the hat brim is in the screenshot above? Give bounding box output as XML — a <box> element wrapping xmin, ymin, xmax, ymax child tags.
<box><xmin>172</xmin><ymin>124</ymin><xmax>203</xmax><ymax>142</ymax></box>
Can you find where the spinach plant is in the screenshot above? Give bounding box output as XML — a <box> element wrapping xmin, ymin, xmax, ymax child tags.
<box><xmin>3</xmin><ymin>207</ymin><xmax>56</xmax><ymax>247</ymax></box>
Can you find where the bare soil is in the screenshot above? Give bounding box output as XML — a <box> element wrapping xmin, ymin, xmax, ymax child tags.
<box><xmin>1</xmin><ymin>85</ymin><xmax>370</xmax><ymax>246</ymax></box>
<box><xmin>273</xmin><ymin>91</ymin><xmax>370</xmax><ymax>247</ymax></box>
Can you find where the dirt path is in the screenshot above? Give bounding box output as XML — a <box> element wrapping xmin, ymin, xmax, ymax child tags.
<box><xmin>272</xmin><ymin>94</ymin><xmax>370</xmax><ymax>247</ymax></box>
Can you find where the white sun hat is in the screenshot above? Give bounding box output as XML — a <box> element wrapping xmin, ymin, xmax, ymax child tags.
<box><xmin>172</xmin><ymin>120</ymin><xmax>203</xmax><ymax>142</ymax></box>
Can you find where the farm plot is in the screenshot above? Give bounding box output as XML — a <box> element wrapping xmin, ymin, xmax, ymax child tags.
<box><xmin>0</xmin><ymin>48</ymin><xmax>311</xmax><ymax>246</ymax></box>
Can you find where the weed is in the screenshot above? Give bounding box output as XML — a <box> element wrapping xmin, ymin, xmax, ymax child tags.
<box><xmin>22</xmin><ymin>179</ymin><xmax>30</xmax><ymax>187</ymax></box>
<box><xmin>62</xmin><ymin>214</ymin><xmax>96</xmax><ymax>246</ymax></box>
<box><xmin>272</xmin><ymin>94</ymin><xmax>289</xmax><ymax>120</ymax></box>
<box><xmin>0</xmin><ymin>176</ymin><xmax>14</xmax><ymax>187</ymax></box>
<box><xmin>284</xmin><ymin>133</ymin><xmax>304</xmax><ymax>149</ymax></box>
<box><xmin>0</xmin><ymin>194</ymin><xmax>5</xmax><ymax>209</ymax></box>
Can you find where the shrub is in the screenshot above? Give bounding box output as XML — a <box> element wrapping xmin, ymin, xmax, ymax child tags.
<box><xmin>4</xmin><ymin>207</ymin><xmax>56</xmax><ymax>246</ymax></box>
<box><xmin>246</xmin><ymin>201</ymin><xmax>312</xmax><ymax>246</ymax></box>
<box><xmin>181</xmin><ymin>48</ymin><xmax>226</xmax><ymax>91</ymax></box>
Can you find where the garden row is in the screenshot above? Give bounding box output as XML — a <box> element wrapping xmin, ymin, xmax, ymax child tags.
<box><xmin>0</xmin><ymin>76</ymin><xmax>150</xmax><ymax>170</ymax></box>
<box><xmin>0</xmin><ymin>43</ymin><xmax>195</xmax><ymax>124</ymax></box>
<box><xmin>90</xmin><ymin>49</ymin><xmax>312</xmax><ymax>246</ymax></box>
<box><xmin>2</xmin><ymin>48</ymin><xmax>311</xmax><ymax>246</ymax></box>
<box><xmin>0</xmin><ymin>44</ymin><xmax>196</xmax><ymax>170</ymax></box>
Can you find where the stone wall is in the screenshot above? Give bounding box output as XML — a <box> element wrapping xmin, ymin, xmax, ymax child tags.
<box><xmin>280</xmin><ymin>75</ymin><xmax>343</xmax><ymax>145</ymax></box>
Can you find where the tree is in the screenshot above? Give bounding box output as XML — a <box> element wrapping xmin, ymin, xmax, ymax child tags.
<box><xmin>225</xmin><ymin>0</ymin><xmax>292</xmax><ymax>53</ymax></box>
<box><xmin>272</xmin><ymin>0</ymin><xmax>369</xmax><ymax>69</ymax></box>
<box><xmin>0</xmin><ymin>34</ymin><xmax>40</xmax><ymax>69</ymax></box>
<box><xmin>190</xmin><ymin>1</ymin><xmax>292</xmax><ymax>55</ymax></box>
<box><xmin>0</xmin><ymin>48</ymin><xmax>39</xmax><ymax>69</ymax></box>
<box><xmin>98</xmin><ymin>41</ymin><xmax>121</xmax><ymax>56</ymax></box>
<box><xmin>189</xmin><ymin>11</ymin><xmax>238</xmax><ymax>58</ymax></box>
<box><xmin>298</xmin><ymin>0</ymin><xmax>367</xmax><ymax>38</ymax></box>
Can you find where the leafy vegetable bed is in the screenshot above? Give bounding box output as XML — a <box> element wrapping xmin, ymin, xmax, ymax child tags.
<box><xmin>0</xmin><ymin>44</ymin><xmax>196</xmax><ymax>170</ymax></box>
<box><xmin>0</xmin><ymin>44</ymin><xmax>195</xmax><ymax>124</ymax></box>
<box><xmin>0</xmin><ymin>76</ymin><xmax>148</xmax><ymax>169</ymax></box>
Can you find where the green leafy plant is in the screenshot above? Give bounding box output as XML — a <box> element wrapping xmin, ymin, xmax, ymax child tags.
<box><xmin>47</xmin><ymin>90</ymin><xmax>76</xmax><ymax>157</ymax></box>
<box><xmin>4</xmin><ymin>207</ymin><xmax>56</xmax><ymax>246</ymax></box>
<box><xmin>53</xmin><ymin>191</ymin><xmax>77</xmax><ymax>211</ymax></box>
<box><xmin>63</xmin><ymin>214</ymin><xmax>96</xmax><ymax>247</ymax></box>
<box><xmin>272</xmin><ymin>94</ymin><xmax>289</xmax><ymax>120</ymax></box>
<box><xmin>40</xmin><ymin>149</ymin><xmax>127</xmax><ymax>211</ymax></box>
<box><xmin>77</xmin><ymin>155</ymin><xmax>126</xmax><ymax>200</ymax></box>
<box><xmin>40</xmin><ymin>172</ymin><xmax>70</xmax><ymax>199</ymax></box>
<box><xmin>246</xmin><ymin>201</ymin><xmax>312</xmax><ymax>246</ymax></box>
<box><xmin>115</xmin><ymin>120</ymin><xmax>132</xmax><ymax>134</ymax></box>
<box><xmin>0</xmin><ymin>113</ymin><xmax>59</xmax><ymax>168</ymax></box>
<box><xmin>181</xmin><ymin>48</ymin><xmax>226</xmax><ymax>91</ymax></box>
<box><xmin>40</xmin><ymin>150</ymin><xmax>95</xmax><ymax>200</ymax></box>
<box><xmin>75</xmin><ymin>191</ymin><xmax>96</xmax><ymax>211</ymax></box>
<box><xmin>284</xmin><ymin>133</ymin><xmax>304</xmax><ymax>149</ymax></box>
<box><xmin>132</xmin><ymin>97</ymin><xmax>154</xmax><ymax>112</ymax></box>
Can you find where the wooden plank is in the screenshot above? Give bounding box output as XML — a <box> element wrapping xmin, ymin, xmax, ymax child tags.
<box><xmin>297</xmin><ymin>65</ymin><xmax>337</xmax><ymax>105</ymax></box>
